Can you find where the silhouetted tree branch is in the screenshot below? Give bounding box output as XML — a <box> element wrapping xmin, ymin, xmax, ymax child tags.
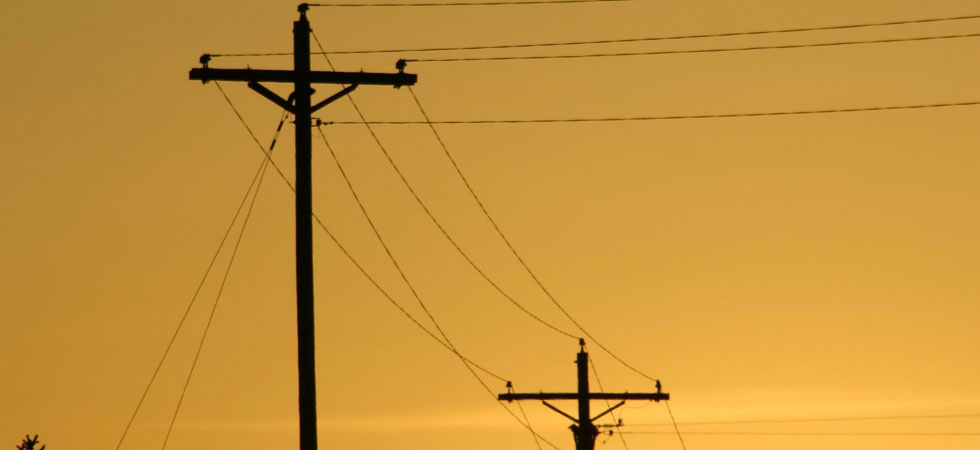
<box><xmin>16</xmin><ymin>434</ymin><xmax>46</xmax><ymax>450</ymax></box>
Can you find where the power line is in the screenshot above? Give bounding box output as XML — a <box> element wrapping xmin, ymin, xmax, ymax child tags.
<box><xmin>317</xmin><ymin>125</ymin><xmax>464</xmax><ymax>363</ymax></box>
<box><xmin>311</xmin><ymin>31</ymin><xmax>565</xmax><ymax>450</ymax></box>
<box><xmin>317</xmin><ymin>127</ymin><xmax>556</xmax><ymax>445</ymax></box>
<box><xmin>406</xmin><ymin>86</ymin><xmax>663</xmax><ymax>384</ymax></box>
<box><xmin>112</xmin><ymin>111</ymin><xmax>285</xmax><ymax>450</ymax></box>
<box><xmin>408</xmin><ymin>32</ymin><xmax>980</xmax><ymax>62</ymax></box>
<box><xmin>630</xmin><ymin>412</ymin><xmax>980</xmax><ymax>427</ymax></box>
<box><xmin>205</xmin><ymin>13</ymin><xmax>980</xmax><ymax>57</ymax></box>
<box><xmin>208</xmin><ymin>73</ymin><xmax>560</xmax><ymax>450</ymax></box>
<box><xmin>620</xmin><ymin>431</ymin><xmax>980</xmax><ymax>436</ymax></box>
<box><xmin>311</xmin><ymin>33</ymin><xmax>579</xmax><ymax>341</ymax></box>
<box><xmin>663</xmin><ymin>401</ymin><xmax>688</xmax><ymax>450</ymax></box>
<box><xmin>208</xmin><ymin>79</ymin><xmax>506</xmax><ymax>384</ymax></box>
<box><xmin>324</xmin><ymin>100</ymin><xmax>980</xmax><ymax>125</ymax></box>
<box><xmin>586</xmin><ymin>350</ymin><xmax>632</xmax><ymax>450</ymax></box>
<box><xmin>309</xmin><ymin>0</ymin><xmax>637</xmax><ymax>7</ymax></box>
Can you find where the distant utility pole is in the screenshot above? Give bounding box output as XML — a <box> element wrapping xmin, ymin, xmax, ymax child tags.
<box><xmin>499</xmin><ymin>339</ymin><xmax>669</xmax><ymax>450</ymax></box>
<box><xmin>187</xmin><ymin>4</ymin><xmax>417</xmax><ymax>450</ymax></box>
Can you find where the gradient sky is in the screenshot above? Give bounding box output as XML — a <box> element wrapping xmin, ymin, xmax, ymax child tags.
<box><xmin>2</xmin><ymin>1</ymin><xmax>979</xmax><ymax>450</ymax></box>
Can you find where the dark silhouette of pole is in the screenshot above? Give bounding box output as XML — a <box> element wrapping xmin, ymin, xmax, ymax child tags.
<box><xmin>292</xmin><ymin>8</ymin><xmax>317</xmax><ymax>450</ymax></box>
<box><xmin>499</xmin><ymin>340</ymin><xmax>669</xmax><ymax>450</ymax></box>
<box><xmin>574</xmin><ymin>346</ymin><xmax>596</xmax><ymax>450</ymax></box>
<box><xmin>188</xmin><ymin>5</ymin><xmax>416</xmax><ymax>450</ymax></box>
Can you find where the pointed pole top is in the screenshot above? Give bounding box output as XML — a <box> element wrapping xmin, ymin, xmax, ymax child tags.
<box><xmin>579</xmin><ymin>338</ymin><xmax>586</xmax><ymax>352</ymax></box>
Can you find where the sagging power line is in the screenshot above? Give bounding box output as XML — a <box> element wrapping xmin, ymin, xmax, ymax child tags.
<box><xmin>206</xmin><ymin>12</ymin><xmax>980</xmax><ymax>57</ymax></box>
<box><xmin>209</xmin><ymin>72</ymin><xmax>559</xmax><ymax>450</ymax></box>
<box><xmin>407</xmin><ymin>32</ymin><xmax>980</xmax><ymax>62</ymax></box>
<box><xmin>631</xmin><ymin>411</ymin><xmax>980</xmax><ymax>427</ymax></box>
<box><xmin>309</xmin><ymin>0</ymin><xmax>638</xmax><ymax>7</ymax></box>
<box><xmin>210</xmin><ymin>14</ymin><xmax>980</xmax><ymax>58</ymax></box>
<box><xmin>322</xmin><ymin>100</ymin><xmax>980</xmax><ymax>125</ymax></box>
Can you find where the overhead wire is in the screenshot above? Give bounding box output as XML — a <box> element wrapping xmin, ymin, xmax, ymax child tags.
<box><xmin>406</xmin><ymin>85</ymin><xmax>661</xmax><ymax>383</ymax></box>
<box><xmin>311</xmin><ymin>31</ymin><xmax>565</xmax><ymax>450</ymax></box>
<box><xmin>316</xmin><ymin>125</ymin><xmax>461</xmax><ymax>359</ymax></box>
<box><xmin>585</xmin><ymin>348</ymin><xmax>631</xmax><ymax>450</ymax></box>
<box><xmin>406</xmin><ymin>32</ymin><xmax>980</xmax><ymax>62</ymax></box>
<box><xmin>212</xmin><ymin>78</ymin><xmax>560</xmax><ymax>448</ymax></box>
<box><xmin>112</xmin><ymin>108</ymin><xmax>285</xmax><ymax>450</ymax></box>
<box><xmin>630</xmin><ymin>412</ymin><xmax>980</xmax><ymax>427</ymax></box>
<box><xmin>663</xmin><ymin>401</ymin><xmax>688</xmax><ymax>450</ymax></box>
<box><xmin>619</xmin><ymin>431</ymin><xmax>980</xmax><ymax>436</ymax></box>
<box><xmin>328</xmin><ymin>100</ymin><xmax>980</xmax><ymax>125</ymax></box>
<box><xmin>316</xmin><ymin>131</ymin><xmax>563</xmax><ymax>449</ymax></box>
<box><xmin>516</xmin><ymin>399</ymin><xmax>545</xmax><ymax>450</ymax></box>
<box><xmin>206</xmin><ymin>13</ymin><xmax>980</xmax><ymax>57</ymax></box>
<box><xmin>316</xmin><ymin>126</ymin><xmax>555</xmax><ymax>444</ymax></box>
<box><xmin>311</xmin><ymin>33</ymin><xmax>578</xmax><ymax>341</ymax></box>
<box><xmin>309</xmin><ymin>0</ymin><xmax>637</xmax><ymax>7</ymax></box>
<box><xmin>160</xmin><ymin>83</ymin><xmax>283</xmax><ymax>450</ymax></box>
<box><xmin>211</xmin><ymin>80</ymin><xmax>505</xmax><ymax>383</ymax></box>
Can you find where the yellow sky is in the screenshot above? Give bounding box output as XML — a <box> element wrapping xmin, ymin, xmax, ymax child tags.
<box><xmin>2</xmin><ymin>1</ymin><xmax>979</xmax><ymax>450</ymax></box>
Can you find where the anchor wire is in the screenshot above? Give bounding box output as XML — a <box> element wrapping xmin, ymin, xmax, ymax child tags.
<box><xmin>160</xmin><ymin>87</ymin><xmax>282</xmax><ymax>450</ymax></box>
<box><xmin>114</xmin><ymin>101</ymin><xmax>287</xmax><ymax>450</ymax></box>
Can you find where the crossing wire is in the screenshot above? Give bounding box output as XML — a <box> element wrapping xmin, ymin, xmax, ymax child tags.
<box><xmin>327</xmin><ymin>100</ymin><xmax>980</xmax><ymax>125</ymax></box>
<box><xmin>311</xmin><ymin>34</ymin><xmax>566</xmax><ymax>450</ymax></box>
<box><xmin>316</xmin><ymin>125</ymin><xmax>465</xmax><ymax>364</ymax></box>
<box><xmin>620</xmin><ymin>431</ymin><xmax>980</xmax><ymax>436</ymax></box>
<box><xmin>663</xmin><ymin>401</ymin><xmax>688</xmax><ymax>450</ymax></box>
<box><xmin>630</xmin><ymin>412</ymin><xmax>980</xmax><ymax>427</ymax></box>
<box><xmin>206</xmin><ymin>12</ymin><xmax>980</xmax><ymax>57</ymax></box>
<box><xmin>112</xmin><ymin>110</ymin><xmax>286</xmax><ymax>450</ymax></box>
<box><xmin>311</xmin><ymin>32</ymin><xmax>579</xmax><ymax>341</ymax></box>
<box><xmin>309</xmin><ymin>0</ymin><xmax>637</xmax><ymax>7</ymax></box>
<box><xmin>320</xmin><ymin>127</ymin><xmax>562</xmax><ymax>450</ymax></box>
<box><xmin>210</xmin><ymin>81</ymin><xmax>505</xmax><ymax>383</ymax></box>
<box><xmin>211</xmin><ymin>81</ymin><xmax>560</xmax><ymax>449</ymax></box>
<box><xmin>407</xmin><ymin>32</ymin><xmax>980</xmax><ymax>62</ymax></box>
<box><xmin>406</xmin><ymin>85</ymin><xmax>661</xmax><ymax>383</ymax></box>
<box><xmin>316</xmin><ymin>124</ymin><xmax>503</xmax><ymax>382</ymax></box>
<box><xmin>317</xmin><ymin>124</ymin><xmax>554</xmax><ymax>450</ymax></box>
<box><xmin>585</xmin><ymin>348</ymin><xmax>632</xmax><ymax>450</ymax></box>
<box><xmin>161</xmin><ymin>82</ymin><xmax>281</xmax><ymax>450</ymax></box>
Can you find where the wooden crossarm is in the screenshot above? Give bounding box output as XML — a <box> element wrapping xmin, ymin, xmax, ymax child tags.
<box><xmin>498</xmin><ymin>392</ymin><xmax>669</xmax><ymax>402</ymax></box>
<box><xmin>189</xmin><ymin>68</ymin><xmax>417</xmax><ymax>87</ymax></box>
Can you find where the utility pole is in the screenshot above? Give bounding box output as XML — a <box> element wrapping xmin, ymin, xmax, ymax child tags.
<box><xmin>187</xmin><ymin>5</ymin><xmax>417</xmax><ymax>450</ymax></box>
<box><xmin>499</xmin><ymin>339</ymin><xmax>669</xmax><ymax>450</ymax></box>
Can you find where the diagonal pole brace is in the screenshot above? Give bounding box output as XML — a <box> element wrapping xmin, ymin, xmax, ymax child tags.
<box><xmin>590</xmin><ymin>400</ymin><xmax>625</xmax><ymax>422</ymax></box>
<box><xmin>311</xmin><ymin>84</ymin><xmax>358</xmax><ymax>113</ymax></box>
<box><xmin>542</xmin><ymin>400</ymin><xmax>579</xmax><ymax>424</ymax></box>
<box><xmin>248</xmin><ymin>81</ymin><xmax>296</xmax><ymax>113</ymax></box>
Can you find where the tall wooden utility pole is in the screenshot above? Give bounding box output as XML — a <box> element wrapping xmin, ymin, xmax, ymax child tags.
<box><xmin>499</xmin><ymin>340</ymin><xmax>670</xmax><ymax>450</ymax></box>
<box><xmin>188</xmin><ymin>5</ymin><xmax>417</xmax><ymax>450</ymax></box>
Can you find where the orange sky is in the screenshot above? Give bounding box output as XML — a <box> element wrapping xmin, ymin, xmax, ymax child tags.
<box><xmin>2</xmin><ymin>1</ymin><xmax>979</xmax><ymax>450</ymax></box>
